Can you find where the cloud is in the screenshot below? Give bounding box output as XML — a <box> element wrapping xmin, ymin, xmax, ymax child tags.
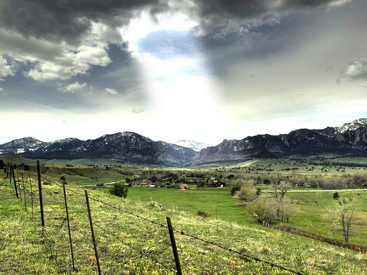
<box><xmin>105</xmin><ymin>88</ymin><xmax>118</xmax><ymax>96</ymax></box>
<box><xmin>344</xmin><ymin>58</ymin><xmax>367</xmax><ymax>81</ymax></box>
<box><xmin>188</xmin><ymin>0</ymin><xmax>352</xmax><ymax>35</ymax></box>
<box><xmin>0</xmin><ymin>23</ymin><xmax>112</xmax><ymax>81</ymax></box>
<box><xmin>0</xmin><ymin>1</ymin><xmax>166</xmax><ymax>81</ymax></box>
<box><xmin>61</xmin><ymin>82</ymin><xmax>87</xmax><ymax>93</ymax></box>
<box><xmin>0</xmin><ymin>56</ymin><xmax>15</xmax><ymax>80</ymax></box>
<box><xmin>24</xmin><ymin>22</ymin><xmax>113</xmax><ymax>81</ymax></box>
<box><xmin>0</xmin><ymin>0</ymin><xmax>352</xmax><ymax>82</ymax></box>
<box><xmin>0</xmin><ymin>0</ymin><xmax>167</xmax><ymax>44</ymax></box>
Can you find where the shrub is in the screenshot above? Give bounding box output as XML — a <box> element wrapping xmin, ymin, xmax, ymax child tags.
<box><xmin>197</xmin><ymin>210</ymin><xmax>210</xmax><ymax>218</ymax></box>
<box><xmin>248</xmin><ymin>195</ymin><xmax>297</xmax><ymax>224</ymax></box>
<box><xmin>230</xmin><ymin>186</ymin><xmax>241</xmax><ymax>196</ymax></box>
<box><xmin>333</xmin><ymin>191</ymin><xmax>339</xmax><ymax>200</ymax></box>
<box><xmin>239</xmin><ymin>180</ymin><xmax>258</xmax><ymax>201</ymax></box>
<box><xmin>248</xmin><ymin>196</ymin><xmax>278</xmax><ymax>224</ymax></box>
<box><xmin>110</xmin><ymin>182</ymin><xmax>128</xmax><ymax>198</ymax></box>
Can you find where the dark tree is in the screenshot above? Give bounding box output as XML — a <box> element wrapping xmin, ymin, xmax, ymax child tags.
<box><xmin>333</xmin><ymin>191</ymin><xmax>339</xmax><ymax>200</ymax></box>
<box><xmin>110</xmin><ymin>182</ymin><xmax>128</xmax><ymax>198</ymax></box>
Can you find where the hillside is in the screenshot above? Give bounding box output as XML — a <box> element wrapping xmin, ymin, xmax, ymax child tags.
<box><xmin>4</xmin><ymin>132</ymin><xmax>196</xmax><ymax>167</ymax></box>
<box><xmin>193</xmin><ymin>118</ymin><xmax>367</xmax><ymax>164</ymax></box>
<box><xmin>1</xmin><ymin>118</ymin><xmax>367</xmax><ymax>166</ymax></box>
<box><xmin>0</xmin><ymin>183</ymin><xmax>366</xmax><ymax>274</ymax></box>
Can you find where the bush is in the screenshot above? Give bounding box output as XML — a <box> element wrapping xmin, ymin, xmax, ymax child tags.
<box><xmin>197</xmin><ymin>210</ymin><xmax>210</xmax><ymax>218</ymax></box>
<box><xmin>239</xmin><ymin>180</ymin><xmax>258</xmax><ymax>201</ymax></box>
<box><xmin>333</xmin><ymin>191</ymin><xmax>339</xmax><ymax>200</ymax></box>
<box><xmin>248</xmin><ymin>196</ymin><xmax>278</xmax><ymax>224</ymax></box>
<box><xmin>110</xmin><ymin>182</ymin><xmax>128</xmax><ymax>198</ymax></box>
<box><xmin>230</xmin><ymin>186</ymin><xmax>241</xmax><ymax>196</ymax></box>
<box><xmin>248</xmin><ymin>196</ymin><xmax>297</xmax><ymax>224</ymax></box>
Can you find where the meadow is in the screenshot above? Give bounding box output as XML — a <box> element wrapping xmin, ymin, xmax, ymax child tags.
<box><xmin>124</xmin><ymin>187</ymin><xmax>367</xmax><ymax>247</ymax></box>
<box><xmin>1</xmin><ymin>155</ymin><xmax>367</xmax><ymax>273</ymax></box>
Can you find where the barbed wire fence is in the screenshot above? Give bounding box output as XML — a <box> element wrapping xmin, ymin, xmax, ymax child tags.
<box><xmin>0</xmin><ymin>161</ymin><xmax>305</xmax><ymax>274</ymax></box>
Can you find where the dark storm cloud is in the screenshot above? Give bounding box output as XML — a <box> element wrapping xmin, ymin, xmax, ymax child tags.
<box><xmin>197</xmin><ymin>12</ymin><xmax>315</xmax><ymax>78</ymax></box>
<box><xmin>191</xmin><ymin>0</ymin><xmax>350</xmax><ymax>34</ymax></box>
<box><xmin>0</xmin><ymin>0</ymin><xmax>167</xmax><ymax>44</ymax></box>
<box><xmin>0</xmin><ymin>0</ymin><xmax>347</xmax><ymax>44</ymax></box>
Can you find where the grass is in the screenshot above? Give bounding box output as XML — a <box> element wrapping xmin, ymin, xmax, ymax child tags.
<box><xmin>127</xmin><ymin>187</ymin><xmax>252</xmax><ymax>224</ymax></box>
<box><xmin>125</xmin><ymin>186</ymin><xmax>367</xmax><ymax>247</ymax></box>
<box><xmin>2</xmin><ymin>156</ymin><xmax>367</xmax><ymax>273</ymax></box>
<box><xmin>285</xmin><ymin>190</ymin><xmax>367</xmax><ymax>246</ymax></box>
<box><xmin>1</xmin><ymin>182</ymin><xmax>367</xmax><ymax>274</ymax></box>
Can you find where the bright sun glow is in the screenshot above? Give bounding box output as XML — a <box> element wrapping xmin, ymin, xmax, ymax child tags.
<box><xmin>121</xmin><ymin>11</ymin><xmax>226</xmax><ymax>144</ymax></box>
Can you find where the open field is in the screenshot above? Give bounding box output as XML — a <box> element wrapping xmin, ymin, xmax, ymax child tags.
<box><xmin>1</xmin><ymin>183</ymin><xmax>367</xmax><ymax>274</ymax></box>
<box><xmin>286</xmin><ymin>190</ymin><xmax>367</xmax><ymax>246</ymax></box>
<box><xmin>122</xmin><ymin>187</ymin><xmax>367</xmax><ymax>247</ymax></box>
<box><xmin>127</xmin><ymin>187</ymin><xmax>252</xmax><ymax>224</ymax></box>
<box><xmin>1</xmin><ymin>155</ymin><xmax>367</xmax><ymax>273</ymax></box>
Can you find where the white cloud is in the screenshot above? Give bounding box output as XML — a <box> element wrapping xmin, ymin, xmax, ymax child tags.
<box><xmin>61</xmin><ymin>81</ymin><xmax>87</xmax><ymax>93</ymax></box>
<box><xmin>0</xmin><ymin>56</ymin><xmax>15</xmax><ymax>80</ymax></box>
<box><xmin>105</xmin><ymin>88</ymin><xmax>118</xmax><ymax>96</ymax></box>
<box><xmin>327</xmin><ymin>0</ymin><xmax>352</xmax><ymax>7</ymax></box>
<box><xmin>26</xmin><ymin>32</ymin><xmax>111</xmax><ymax>81</ymax></box>
<box><xmin>344</xmin><ymin>58</ymin><xmax>367</xmax><ymax>81</ymax></box>
<box><xmin>0</xmin><ymin>22</ymin><xmax>115</xmax><ymax>81</ymax></box>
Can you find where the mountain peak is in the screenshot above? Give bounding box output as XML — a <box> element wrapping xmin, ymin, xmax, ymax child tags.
<box><xmin>0</xmin><ymin>137</ymin><xmax>47</xmax><ymax>154</ymax></box>
<box><xmin>337</xmin><ymin>118</ymin><xmax>367</xmax><ymax>133</ymax></box>
<box><xmin>2</xmin><ymin>118</ymin><xmax>367</xmax><ymax>166</ymax></box>
<box><xmin>175</xmin><ymin>139</ymin><xmax>212</xmax><ymax>152</ymax></box>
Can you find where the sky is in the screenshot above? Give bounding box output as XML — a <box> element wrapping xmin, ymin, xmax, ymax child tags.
<box><xmin>1</xmin><ymin>0</ymin><xmax>367</xmax><ymax>145</ymax></box>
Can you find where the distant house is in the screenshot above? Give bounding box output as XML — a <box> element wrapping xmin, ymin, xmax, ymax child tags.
<box><xmin>138</xmin><ymin>179</ymin><xmax>152</xmax><ymax>187</ymax></box>
<box><xmin>208</xmin><ymin>177</ymin><xmax>226</xmax><ymax>188</ymax></box>
<box><xmin>295</xmin><ymin>182</ymin><xmax>310</xmax><ymax>188</ymax></box>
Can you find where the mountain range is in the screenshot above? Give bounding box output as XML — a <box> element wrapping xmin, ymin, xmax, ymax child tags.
<box><xmin>1</xmin><ymin>118</ymin><xmax>367</xmax><ymax>167</ymax></box>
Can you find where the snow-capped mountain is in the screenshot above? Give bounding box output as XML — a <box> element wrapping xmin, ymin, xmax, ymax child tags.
<box><xmin>175</xmin><ymin>139</ymin><xmax>212</xmax><ymax>152</ymax></box>
<box><xmin>194</xmin><ymin>118</ymin><xmax>367</xmax><ymax>164</ymax></box>
<box><xmin>1</xmin><ymin>118</ymin><xmax>367</xmax><ymax>166</ymax></box>
<box><xmin>337</xmin><ymin>118</ymin><xmax>367</xmax><ymax>133</ymax></box>
<box><xmin>21</xmin><ymin>132</ymin><xmax>196</xmax><ymax>167</ymax></box>
<box><xmin>0</xmin><ymin>137</ymin><xmax>48</xmax><ymax>154</ymax></box>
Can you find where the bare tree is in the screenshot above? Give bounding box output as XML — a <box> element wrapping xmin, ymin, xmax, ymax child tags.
<box><xmin>334</xmin><ymin>197</ymin><xmax>355</xmax><ymax>244</ymax></box>
<box><xmin>273</xmin><ymin>181</ymin><xmax>291</xmax><ymax>222</ymax></box>
<box><xmin>273</xmin><ymin>181</ymin><xmax>290</xmax><ymax>200</ymax></box>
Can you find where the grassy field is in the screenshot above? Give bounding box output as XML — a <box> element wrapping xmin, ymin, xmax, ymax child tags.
<box><xmin>1</xmin><ymin>183</ymin><xmax>367</xmax><ymax>274</ymax></box>
<box><xmin>286</xmin><ymin>190</ymin><xmax>367</xmax><ymax>246</ymax></box>
<box><xmin>124</xmin><ymin>186</ymin><xmax>367</xmax><ymax>247</ymax></box>
<box><xmin>1</xmin><ymin>155</ymin><xmax>367</xmax><ymax>273</ymax></box>
<box><xmin>127</xmin><ymin>187</ymin><xmax>252</xmax><ymax>224</ymax></box>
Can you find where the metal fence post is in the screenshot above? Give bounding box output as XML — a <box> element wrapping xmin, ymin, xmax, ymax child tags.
<box><xmin>22</xmin><ymin>173</ymin><xmax>27</xmax><ymax>211</ymax></box>
<box><xmin>85</xmin><ymin>190</ymin><xmax>102</xmax><ymax>275</ymax></box>
<box><xmin>37</xmin><ymin>160</ymin><xmax>45</xmax><ymax>227</ymax></box>
<box><xmin>166</xmin><ymin>217</ymin><xmax>182</xmax><ymax>275</ymax></box>
<box><xmin>63</xmin><ymin>183</ymin><xmax>77</xmax><ymax>271</ymax></box>
<box><xmin>11</xmin><ymin>166</ymin><xmax>19</xmax><ymax>199</ymax></box>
